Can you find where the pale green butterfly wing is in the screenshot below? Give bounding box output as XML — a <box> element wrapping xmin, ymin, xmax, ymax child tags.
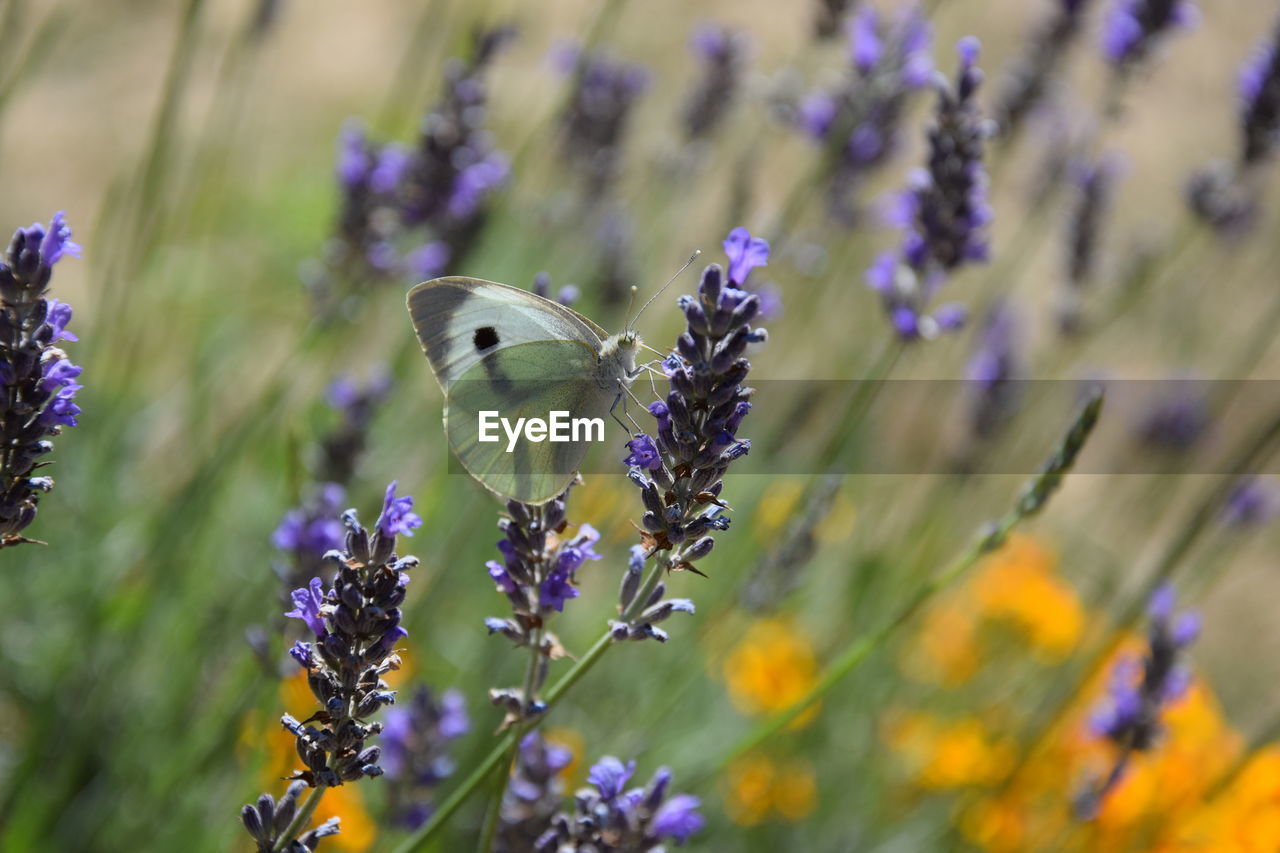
<box><xmin>406</xmin><ymin>276</ymin><xmax>608</xmax><ymax>390</ymax></box>
<box><xmin>444</xmin><ymin>339</ymin><xmax>618</xmax><ymax>504</ymax></box>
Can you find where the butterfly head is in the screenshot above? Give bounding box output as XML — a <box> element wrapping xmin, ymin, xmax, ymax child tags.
<box><xmin>600</xmin><ymin>330</ymin><xmax>642</xmax><ymax>384</ymax></box>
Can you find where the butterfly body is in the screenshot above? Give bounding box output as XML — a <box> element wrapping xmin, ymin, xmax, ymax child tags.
<box><xmin>407</xmin><ymin>277</ymin><xmax>639</xmax><ymax>504</ymax></box>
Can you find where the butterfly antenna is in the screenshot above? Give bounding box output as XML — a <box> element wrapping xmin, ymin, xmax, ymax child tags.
<box><xmin>627</xmin><ymin>250</ymin><xmax>701</xmax><ymax>332</ymax></box>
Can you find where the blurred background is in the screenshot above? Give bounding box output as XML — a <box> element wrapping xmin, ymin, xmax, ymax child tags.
<box><xmin>1</xmin><ymin>0</ymin><xmax>1279</xmax><ymax>849</ymax></box>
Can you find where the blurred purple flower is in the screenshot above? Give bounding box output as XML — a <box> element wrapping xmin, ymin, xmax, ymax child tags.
<box><xmin>1222</xmin><ymin>477</ymin><xmax>1280</xmax><ymax>528</ymax></box>
<box><xmin>273</xmin><ymin>482</ymin><xmax>346</xmax><ymax>556</ymax></box>
<box><xmin>1102</xmin><ymin>0</ymin><xmax>1197</xmax><ymax>67</ymax></box>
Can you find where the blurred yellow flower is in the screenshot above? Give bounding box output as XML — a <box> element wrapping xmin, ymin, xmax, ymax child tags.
<box><xmin>723</xmin><ymin>618</ymin><xmax>819</xmax><ymax>725</ymax></box>
<box><xmin>752</xmin><ymin>478</ymin><xmax>807</xmax><ymax>543</ymax></box>
<box><xmin>885</xmin><ymin>710</ymin><xmax>1014</xmax><ymax>790</ymax></box>
<box><xmin>723</xmin><ymin>754</ymin><xmax>817</xmax><ymax>826</ymax></box>
<box><xmin>901</xmin><ymin>599</ymin><xmax>980</xmax><ymax>687</ymax></box>
<box><xmin>752</xmin><ymin>478</ymin><xmax>857</xmax><ymax>546</ymax></box>
<box><xmin>973</xmin><ymin>535</ymin><xmax>1083</xmax><ymax>661</ymax></box>
<box><xmin>904</xmin><ymin>534</ymin><xmax>1083</xmax><ymax>686</ymax></box>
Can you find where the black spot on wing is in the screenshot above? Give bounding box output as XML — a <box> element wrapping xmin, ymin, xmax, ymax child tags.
<box><xmin>408</xmin><ymin>283</ymin><xmax>471</xmax><ymax>370</ymax></box>
<box><xmin>474</xmin><ymin>326</ymin><xmax>500</xmax><ymax>351</ymax></box>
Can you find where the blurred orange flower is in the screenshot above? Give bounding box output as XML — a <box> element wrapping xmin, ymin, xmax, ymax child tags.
<box><xmin>903</xmin><ymin>533</ymin><xmax>1083</xmax><ymax>686</ymax></box>
<box><xmin>885</xmin><ymin>710</ymin><xmax>1014</xmax><ymax>790</ymax></box>
<box><xmin>723</xmin><ymin>618</ymin><xmax>819</xmax><ymax>725</ymax></box>
<box><xmin>723</xmin><ymin>754</ymin><xmax>818</xmax><ymax>826</ymax></box>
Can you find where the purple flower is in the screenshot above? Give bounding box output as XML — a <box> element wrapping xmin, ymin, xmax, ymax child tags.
<box><xmin>1081</xmin><ymin>582</ymin><xmax>1201</xmax><ymax>816</ymax></box>
<box><xmin>624</xmin><ymin>434</ymin><xmax>662</xmax><ymax>470</ymax></box>
<box><xmin>1222</xmin><ymin>477</ymin><xmax>1280</xmax><ymax>528</ymax></box>
<box><xmin>557</xmin><ymin>523</ymin><xmax>602</xmax><ymax>573</ymax></box>
<box><xmin>1102</xmin><ymin>0</ymin><xmax>1197</xmax><ymax>67</ymax></box>
<box><xmin>722</xmin><ymin>226</ymin><xmax>770</xmax><ymax>285</ymax></box>
<box><xmin>39</xmin><ymin>357</ymin><xmax>82</xmax><ymax>394</ymax></box>
<box><xmin>370</xmin><ymin>143</ymin><xmax>411</xmax><ymax>194</ymax></box>
<box><xmin>405</xmin><ymin>242</ymin><xmax>450</xmax><ymax>281</ymax></box>
<box><xmin>39</xmin><ymin>387</ymin><xmax>82</xmax><ymax>428</ymax></box>
<box><xmin>848</xmin><ymin>7</ymin><xmax>882</xmax><ymax>73</ymax></box>
<box><xmin>288</xmin><ymin>641</ymin><xmax>314</xmax><ymax>669</ymax></box>
<box><xmin>539</xmin><ymin>567</ymin><xmax>580</xmax><ymax>612</ymax></box>
<box><xmin>651</xmin><ymin>793</ymin><xmax>704</xmax><ymax>842</ymax></box>
<box><xmin>273</xmin><ymin>483</ymin><xmax>346</xmax><ymax>556</ymax></box>
<box><xmin>798</xmin><ymin>93</ymin><xmax>837</xmax><ymax>138</ymax></box>
<box><xmin>447</xmin><ymin>154</ymin><xmax>509</xmax><ymax>219</ymax></box>
<box><xmin>487</xmin><ymin>561</ymin><xmax>518</xmax><ymax>594</ymax></box>
<box><xmin>1239</xmin><ymin>25</ymin><xmax>1280</xmax><ymax>166</ymax></box>
<box><xmin>45</xmin><ymin>299</ymin><xmax>76</xmax><ymax>342</ymax></box>
<box><xmin>39</xmin><ymin>211</ymin><xmax>81</xmax><ymax>267</ymax></box>
<box><xmin>337</xmin><ymin>121</ymin><xmax>372</xmax><ymax>188</ymax></box>
<box><xmin>588</xmin><ymin>756</ymin><xmax>635</xmax><ymax>801</ymax></box>
<box><xmin>377</xmin><ymin>481</ymin><xmax>423</xmax><ymax>538</ymax></box>
<box><xmin>285</xmin><ymin>577</ymin><xmax>328</xmax><ymax>637</ymax></box>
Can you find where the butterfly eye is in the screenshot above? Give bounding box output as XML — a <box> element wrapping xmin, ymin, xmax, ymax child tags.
<box><xmin>473</xmin><ymin>326</ymin><xmax>500</xmax><ymax>351</ymax></box>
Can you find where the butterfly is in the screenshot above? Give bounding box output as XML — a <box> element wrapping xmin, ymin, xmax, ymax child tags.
<box><xmin>407</xmin><ymin>276</ymin><xmax>642</xmax><ymax>505</ymax></box>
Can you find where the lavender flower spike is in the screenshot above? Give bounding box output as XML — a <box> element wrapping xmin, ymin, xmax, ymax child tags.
<box><xmin>533</xmin><ymin>758</ymin><xmax>704</xmax><ymax>850</ymax></box>
<box><xmin>795</xmin><ymin>5</ymin><xmax>933</xmax><ymax>223</ymax></box>
<box><xmin>1076</xmin><ymin>583</ymin><xmax>1200</xmax><ymax>819</ymax></box>
<box><xmin>992</xmin><ymin>0</ymin><xmax>1093</xmax><ymax>138</ymax></box>
<box><xmin>613</xmin><ymin>229</ymin><xmax>766</xmax><ymax>641</ymax></box>
<box><xmin>681</xmin><ymin>24</ymin><xmax>751</xmax><ymax>142</ymax></box>
<box><xmin>866</xmin><ymin>38</ymin><xmax>993</xmax><ymax>340</ymax></box>
<box><xmin>483</xmin><ymin>484</ymin><xmax>602</xmax><ymax>725</ymax></box>
<box><xmin>243</xmin><ymin>484</ymin><xmax>423</xmax><ymax>851</ymax></box>
<box><xmin>381</xmin><ymin>686</ymin><xmax>470</xmax><ymax>829</ymax></box>
<box><xmin>1186</xmin><ymin>22</ymin><xmax>1280</xmax><ymax>234</ymax></box>
<box><xmin>0</xmin><ymin>212</ymin><xmax>84</xmax><ymax>548</ymax></box>
<box><xmin>495</xmin><ymin>733</ymin><xmax>573</xmax><ymax>853</ymax></box>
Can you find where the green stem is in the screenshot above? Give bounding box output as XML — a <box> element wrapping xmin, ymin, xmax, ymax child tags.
<box><xmin>271</xmin><ymin>785</ymin><xmax>326</xmax><ymax>853</ymax></box>
<box><xmin>390</xmin><ymin>632</ymin><xmax>616</xmax><ymax>853</ymax></box>
<box><xmin>695</xmin><ymin>511</ymin><xmax>1020</xmax><ymax>787</ymax></box>
<box><xmin>980</xmin><ymin>394</ymin><xmax>1280</xmax><ymax>805</ymax></box>
<box><xmin>474</xmin><ymin>750</ymin><xmax>513</xmax><ymax>853</ymax></box>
